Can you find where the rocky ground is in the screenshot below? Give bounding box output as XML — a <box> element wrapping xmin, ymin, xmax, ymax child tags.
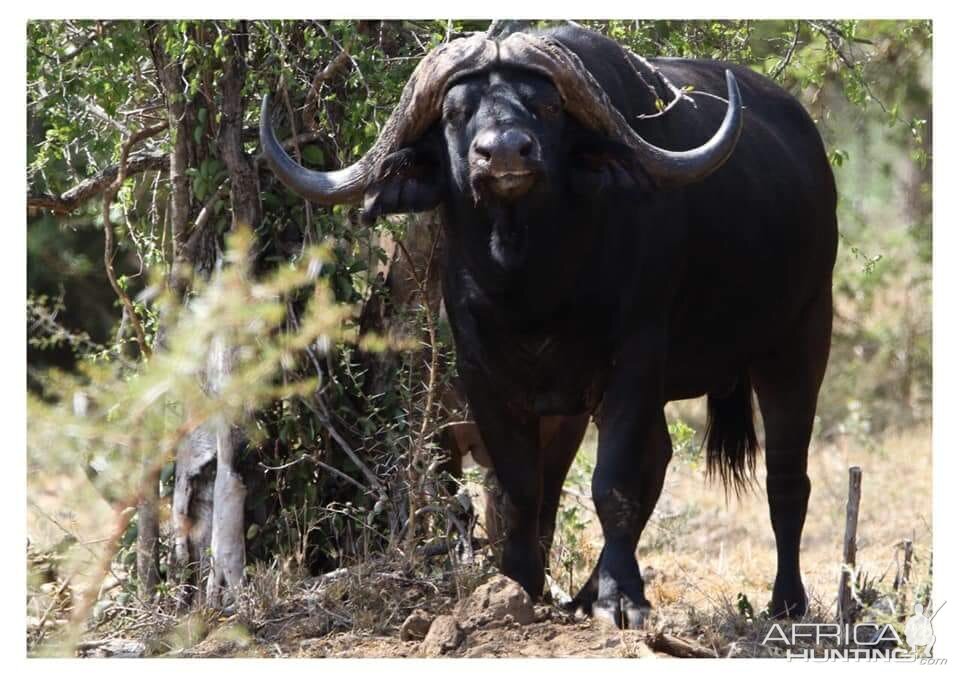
<box><xmin>73</xmin><ymin>575</ymin><xmax>722</xmax><ymax>658</ymax></box>
<box><xmin>31</xmin><ymin>424</ymin><xmax>933</xmax><ymax>658</ymax></box>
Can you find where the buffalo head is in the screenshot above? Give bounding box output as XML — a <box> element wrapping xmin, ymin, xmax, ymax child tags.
<box><xmin>260</xmin><ymin>32</ymin><xmax>743</xmax><ymax>269</ymax></box>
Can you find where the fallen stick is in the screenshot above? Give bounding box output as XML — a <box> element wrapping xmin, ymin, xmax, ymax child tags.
<box><xmin>646</xmin><ymin>631</ymin><xmax>717</xmax><ymax>658</ymax></box>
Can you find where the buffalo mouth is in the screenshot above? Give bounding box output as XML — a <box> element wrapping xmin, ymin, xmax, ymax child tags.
<box><xmin>471</xmin><ymin>168</ymin><xmax>540</xmax><ymax>201</ymax></box>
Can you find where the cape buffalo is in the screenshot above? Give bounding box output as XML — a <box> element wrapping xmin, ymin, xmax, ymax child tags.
<box><xmin>260</xmin><ymin>24</ymin><xmax>838</xmax><ymax>628</ymax></box>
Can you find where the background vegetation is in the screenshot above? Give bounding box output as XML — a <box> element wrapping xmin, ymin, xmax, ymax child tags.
<box><xmin>26</xmin><ymin>19</ymin><xmax>932</xmax><ymax>656</ymax></box>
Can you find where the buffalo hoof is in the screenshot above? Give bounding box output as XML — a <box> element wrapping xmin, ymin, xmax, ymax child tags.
<box><xmin>592</xmin><ymin>596</ymin><xmax>651</xmax><ymax>629</ymax></box>
<box><xmin>563</xmin><ymin>591</ymin><xmax>596</xmax><ymax>619</ymax></box>
<box><xmin>768</xmin><ymin>583</ymin><xmax>808</xmax><ymax>619</ymax></box>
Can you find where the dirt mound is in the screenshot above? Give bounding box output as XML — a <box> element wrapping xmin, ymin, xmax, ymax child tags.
<box><xmin>420</xmin><ymin>615</ymin><xmax>465</xmax><ymax>657</ymax></box>
<box><xmin>455</xmin><ymin>574</ymin><xmax>536</xmax><ymax>626</ymax></box>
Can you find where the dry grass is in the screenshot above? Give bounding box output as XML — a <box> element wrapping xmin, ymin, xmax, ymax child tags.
<box><xmin>27</xmin><ymin>422</ymin><xmax>931</xmax><ymax>657</ymax></box>
<box><xmin>545</xmin><ymin>420</ymin><xmax>932</xmax><ymax>656</ymax></box>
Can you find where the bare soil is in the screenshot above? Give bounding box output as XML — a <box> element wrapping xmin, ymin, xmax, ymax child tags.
<box><xmin>30</xmin><ymin>424</ymin><xmax>932</xmax><ymax>658</ymax></box>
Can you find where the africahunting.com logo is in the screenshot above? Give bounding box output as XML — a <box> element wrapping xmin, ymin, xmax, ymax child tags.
<box><xmin>762</xmin><ymin>603</ymin><xmax>946</xmax><ymax>663</ymax></box>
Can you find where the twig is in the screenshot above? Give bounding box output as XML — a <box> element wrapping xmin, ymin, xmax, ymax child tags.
<box><xmin>28</xmin><ymin>151</ymin><xmax>167</xmax><ymax>215</ymax></box>
<box><xmin>770</xmin><ymin>21</ymin><xmax>802</xmax><ymax>81</ymax></box>
<box><xmin>395</xmin><ymin>228</ymin><xmax>442</xmax><ymax>548</ymax></box>
<box><xmin>625</xmin><ymin>49</ymin><xmax>698</xmax><ymax>120</ymax></box>
<box><xmin>192</xmin><ymin>180</ymin><xmax>230</xmax><ymax>233</ymax></box>
<box><xmin>29</xmin><ymin>129</ymin><xmax>316</xmax><ymax>217</ymax></box>
<box><xmin>302</xmin><ymin>49</ymin><xmax>351</xmax><ymax>130</ymax></box>
<box><xmin>58</xmin><ymin>22</ymin><xmax>115</xmax><ymax>62</ymax></box>
<box><xmin>302</xmin><ymin>395</ymin><xmax>386</xmax><ymax>497</ymax></box>
<box><xmin>687</xmin><ymin>89</ymin><xmax>732</xmax><ymax>106</ymax></box>
<box><xmin>31</xmin><ymin>575</ymin><xmax>73</xmax><ymax>645</ymax></box>
<box><xmin>102</xmin><ymin>122</ymin><xmax>167</xmax><ymax>359</ymax></box>
<box><xmin>259</xmin><ymin>453</ymin><xmax>370</xmax><ymax>494</ymax></box>
<box><xmin>27</xmin><ymin>499</ymin><xmax>100</xmax><ymax>560</ymax></box>
<box><xmin>807</xmin><ymin>20</ymin><xmax>903</xmax><ymax>125</ymax></box>
<box><xmin>897</xmin><ymin>538</ymin><xmax>914</xmax><ymax>620</ymax></box>
<box><xmin>314</xmin><ymin>23</ymin><xmax>371</xmax><ymax>99</ymax></box>
<box><xmin>79</xmin><ymin>97</ymin><xmax>132</xmax><ymax>136</ymax></box>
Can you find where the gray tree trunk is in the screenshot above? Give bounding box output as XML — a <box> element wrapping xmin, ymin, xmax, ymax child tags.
<box><xmin>203</xmin><ymin>335</ymin><xmax>247</xmax><ymax>606</ymax></box>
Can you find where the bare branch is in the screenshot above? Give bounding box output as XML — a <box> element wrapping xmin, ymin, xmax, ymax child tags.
<box><xmin>79</xmin><ymin>97</ymin><xmax>132</xmax><ymax>136</ymax></box>
<box><xmin>192</xmin><ymin>180</ymin><xmax>230</xmax><ymax>234</ymax></box>
<box><xmin>395</xmin><ymin>227</ymin><xmax>443</xmax><ymax>550</ymax></box>
<box><xmin>770</xmin><ymin>21</ymin><xmax>802</xmax><ymax>82</ymax></box>
<box><xmin>302</xmin><ymin>49</ymin><xmax>351</xmax><ymax>130</ymax></box>
<box><xmin>303</xmin><ymin>394</ymin><xmax>388</xmax><ymax>498</ymax></box>
<box><xmin>28</xmin><ymin>129</ymin><xmax>322</xmax><ymax>217</ymax></box>
<box><xmin>28</xmin><ymin>151</ymin><xmax>167</xmax><ymax>215</ymax></box>
<box><xmin>101</xmin><ymin>122</ymin><xmax>167</xmax><ymax>359</ymax></box>
<box><xmin>626</xmin><ymin>49</ymin><xmax>698</xmax><ymax>120</ymax></box>
<box><xmin>59</xmin><ymin>21</ymin><xmax>115</xmax><ymax>62</ymax></box>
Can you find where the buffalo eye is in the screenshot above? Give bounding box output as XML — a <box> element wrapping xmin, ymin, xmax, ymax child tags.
<box><xmin>537</xmin><ymin>101</ymin><xmax>561</xmax><ymax>120</ymax></box>
<box><xmin>443</xmin><ymin>105</ymin><xmax>467</xmax><ymax>128</ymax></box>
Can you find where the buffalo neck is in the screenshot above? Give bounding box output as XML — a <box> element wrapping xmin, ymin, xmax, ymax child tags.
<box><xmin>440</xmin><ymin>195</ymin><xmax>597</xmax><ymax>330</ymax></box>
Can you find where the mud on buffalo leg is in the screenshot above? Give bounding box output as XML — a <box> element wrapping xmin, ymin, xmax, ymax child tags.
<box><xmin>461</xmin><ymin>379</ymin><xmax>545</xmax><ymax>598</ymax></box>
<box><xmin>750</xmin><ymin>285</ymin><xmax>833</xmax><ymax>619</ymax></box>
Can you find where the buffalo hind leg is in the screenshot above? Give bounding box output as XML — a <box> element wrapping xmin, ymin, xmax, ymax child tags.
<box><xmin>750</xmin><ymin>286</ymin><xmax>832</xmax><ymax>618</ymax></box>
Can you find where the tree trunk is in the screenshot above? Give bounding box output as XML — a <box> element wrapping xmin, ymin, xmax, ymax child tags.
<box><xmin>146</xmin><ymin>22</ymin><xmax>192</xmax><ymax>252</ymax></box>
<box><xmin>217</xmin><ymin>23</ymin><xmax>261</xmax><ymax>231</ymax></box>
<box><xmin>137</xmin><ymin>20</ymin><xmax>200</xmax><ymax>600</ymax></box>
<box><xmin>203</xmin><ymin>22</ymin><xmax>261</xmax><ymax>605</ymax></box>
<box><xmin>135</xmin><ymin>454</ymin><xmax>161</xmax><ymax>598</ymax></box>
<box><xmin>204</xmin><ymin>335</ymin><xmax>247</xmax><ymax>606</ymax></box>
<box><xmin>146</xmin><ymin>20</ymin><xmax>224</xmax><ymax>605</ymax></box>
<box><xmin>171</xmin><ymin>423</ymin><xmax>216</xmax><ymax>609</ymax></box>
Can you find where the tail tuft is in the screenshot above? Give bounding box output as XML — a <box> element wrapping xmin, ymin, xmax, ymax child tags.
<box><xmin>703</xmin><ymin>374</ymin><xmax>759</xmax><ymax>494</ymax></box>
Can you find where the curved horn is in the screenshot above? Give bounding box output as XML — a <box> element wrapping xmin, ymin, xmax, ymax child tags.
<box><xmin>260</xmin><ymin>94</ymin><xmax>368</xmax><ymax>205</ymax></box>
<box><xmin>499</xmin><ymin>34</ymin><xmax>743</xmax><ymax>186</ymax></box>
<box><xmin>627</xmin><ymin>70</ymin><xmax>742</xmax><ymax>185</ymax></box>
<box><xmin>259</xmin><ymin>35</ymin><xmax>497</xmax><ymax>206</ymax></box>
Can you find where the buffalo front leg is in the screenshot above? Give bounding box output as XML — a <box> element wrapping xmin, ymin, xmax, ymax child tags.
<box><xmin>589</xmin><ymin>351</ymin><xmax>672</xmax><ymax>628</ymax></box>
<box><xmin>463</xmin><ymin>378</ymin><xmax>545</xmax><ymax>598</ymax></box>
<box><xmin>591</xmin><ymin>413</ymin><xmax>671</xmax><ymax>628</ymax></box>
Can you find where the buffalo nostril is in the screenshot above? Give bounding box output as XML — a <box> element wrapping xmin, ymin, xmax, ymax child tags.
<box><xmin>501</xmin><ymin>129</ymin><xmax>536</xmax><ymax>160</ymax></box>
<box><xmin>472</xmin><ymin>128</ymin><xmax>538</xmax><ymax>171</ymax></box>
<box><xmin>474</xmin><ymin>143</ymin><xmax>492</xmax><ymax>161</ymax></box>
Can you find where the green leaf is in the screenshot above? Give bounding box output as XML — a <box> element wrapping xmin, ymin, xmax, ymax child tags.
<box><xmin>302</xmin><ymin>145</ymin><xmax>325</xmax><ymax>165</ymax></box>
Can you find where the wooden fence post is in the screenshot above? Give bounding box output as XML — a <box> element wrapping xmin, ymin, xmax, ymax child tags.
<box><xmin>898</xmin><ymin>538</ymin><xmax>914</xmax><ymax>620</ymax></box>
<box><xmin>837</xmin><ymin>466</ymin><xmax>863</xmax><ymax>624</ymax></box>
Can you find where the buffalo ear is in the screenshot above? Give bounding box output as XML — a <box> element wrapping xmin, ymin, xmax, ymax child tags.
<box><xmin>570</xmin><ymin>137</ymin><xmax>654</xmax><ymax>195</ymax></box>
<box><xmin>360</xmin><ymin>143</ymin><xmax>445</xmax><ymax>226</ymax></box>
